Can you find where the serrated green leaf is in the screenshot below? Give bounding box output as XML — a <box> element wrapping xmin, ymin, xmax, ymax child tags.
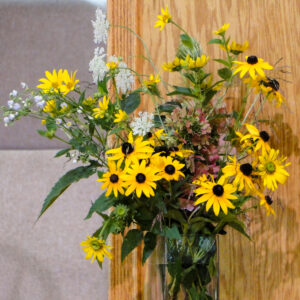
<box><xmin>38</xmin><ymin>161</ymin><xmax>99</xmax><ymax>219</ymax></box>
<box><xmin>142</xmin><ymin>232</ymin><xmax>157</xmax><ymax>265</ymax></box>
<box><xmin>85</xmin><ymin>193</ymin><xmax>114</xmax><ymax>220</ymax></box>
<box><xmin>121</xmin><ymin>92</ymin><xmax>141</xmax><ymax>114</ymax></box>
<box><xmin>218</xmin><ymin>68</ymin><xmax>232</xmax><ymax>80</ymax></box>
<box><xmin>121</xmin><ymin>229</ymin><xmax>143</xmax><ymax>262</ymax></box>
<box><xmin>54</xmin><ymin>148</ymin><xmax>71</xmax><ymax>158</ymax></box>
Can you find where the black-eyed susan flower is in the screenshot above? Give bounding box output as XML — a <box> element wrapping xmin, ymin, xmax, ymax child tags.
<box><xmin>213</xmin><ymin>23</ymin><xmax>230</xmax><ymax>35</ymax></box>
<box><xmin>194</xmin><ymin>176</ymin><xmax>237</xmax><ymax>216</ymax></box>
<box><xmin>114</xmin><ymin>109</ymin><xmax>127</xmax><ymax>123</ymax></box>
<box><xmin>222</xmin><ymin>156</ymin><xmax>257</xmax><ymax>195</ymax></box>
<box><xmin>160</xmin><ymin>156</ymin><xmax>185</xmax><ymax>181</ymax></box>
<box><xmin>257</xmin><ymin>149</ymin><xmax>290</xmax><ymax>191</ymax></box>
<box><xmin>154</xmin><ymin>5</ymin><xmax>171</xmax><ymax>31</ymax></box>
<box><xmin>37</xmin><ymin>69</ymin><xmax>64</xmax><ymax>93</ymax></box>
<box><xmin>239</xmin><ymin>123</ymin><xmax>271</xmax><ymax>153</ymax></box>
<box><xmin>106</xmin><ymin>132</ymin><xmax>153</xmax><ymax>167</ymax></box>
<box><xmin>61</xmin><ymin>70</ymin><xmax>79</xmax><ymax>95</ymax></box>
<box><xmin>143</xmin><ymin>73</ymin><xmax>160</xmax><ymax>87</ymax></box>
<box><xmin>81</xmin><ymin>236</ymin><xmax>112</xmax><ymax>263</ymax></box>
<box><xmin>97</xmin><ymin>161</ymin><xmax>126</xmax><ymax>197</ymax></box>
<box><xmin>169</xmin><ymin>144</ymin><xmax>194</xmax><ymax>158</ymax></box>
<box><xmin>122</xmin><ymin>160</ymin><xmax>160</xmax><ymax>198</ymax></box>
<box><xmin>92</xmin><ymin>96</ymin><xmax>109</xmax><ymax>119</ymax></box>
<box><xmin>147</xmin><ymin>129</ymin><xmax>165</xmax><ymax>147</ymax></box>
<box><xmin>259</xmin><ymin>193</ymin><xmax>275</xmax><ymax>216</ymax></box>
<box><xmin>233</xmin><ymin>56</ymin><xmax>273</xmax><ymax>79</ymax></box>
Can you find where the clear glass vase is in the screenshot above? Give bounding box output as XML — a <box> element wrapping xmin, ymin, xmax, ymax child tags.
<box><xmin>146</xmin><ymin>235</ymin><xmax>219</xmax><ymax>300</ymax></box>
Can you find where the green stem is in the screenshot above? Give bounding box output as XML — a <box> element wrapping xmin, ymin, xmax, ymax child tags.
<box><xmin>241</xmin><ymin>93</ymin><xmax>260</xmax><ymax>125</ymax></box>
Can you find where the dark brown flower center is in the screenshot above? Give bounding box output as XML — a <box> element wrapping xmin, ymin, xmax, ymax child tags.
<box><xmin>136</xmin><ymin>173</ymin><xmax>146</xmax><ymax>183</ymax></box>
<box><xmin>122</xmin><ymin>142</ymin><xmax>134</xmax><ymax>155</ymax></box>
<box><xmin>165</xmin><ymin>165</ymin><xmax>176</xmax><ymax>175</ymax></box>
<box><xmin>247</xmin><ymin>56</ymin><xmax>258</xmax><ymax>65</ymax></box>
<box><xmin>259</xmin><ymin>131</ymin><xmax>270</xmax><ymax>142</ymax></box>
<box><xmin>213</xmin><ymin>184</ymin><xmax>224</xmax><ymax>196</ymax></box>
<box><xmin>265</xmin><ymin>195</ymin><xmax>273</xmax><ymax>205</ymax></box>
<box><xmin>110</xmin><ymin>174</ymin><xmax>119</xmax><ymax>183</ymax></box>
<box><xmin>146</xmin><ymin>132</ymin><xmax>153</xmax><ymax>138</ymax></box>
<box><xmin>169</xmin><ymin>146</ymin><xmax>179</xmax><ymax>152</ymax></box>
<box><xmin>240</xmin><ymin>163</ymin><xmax>253</xmax><ymax>176</ymax></box>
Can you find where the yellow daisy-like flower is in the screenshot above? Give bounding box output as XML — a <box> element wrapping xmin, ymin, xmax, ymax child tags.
<box><xmin>258</xmin><ymin>193</ymin><xmax>275</xmax><ymax>216</ymax></box>
<box><xmin>194</xmin><ymin>176</ymin><xmax>237</xmax><ymax>216</ymax></box>
<box><xmin>169</xmin><ymin>144</ymin><xmax>194</xmax><ymax>158</ymax></box>
<box><xmin>93</xmin><ymin>96</ymin><xmax>109</xmax><ymax>119</ymax></box>
<box><xmin>260</xmin><ymin>85</ymin><xmax>285</xmax><ymax>108</ymax></box>
<box><xmin>37</xmin><ymin>69</ymin><xmax>64</xmax><ymax>93</ymax></box>
<box><xmin>213</xmin><ymin>23</ymin><xmax>230</xmax><ymax>35</ymax></box>
<box><xmin>192</xmin><ymin>173</ymin><xmax>208</xmax><ymax>186</ymax></box>
<box><xmin>41</xmin><ymin>119</ymin><xmax>46</xmax><ymax>125</ymax></box>
<box><xmin>239</xmin><ymin>123</ymin><xmax>271</xmax><ymax>153</ymax></box>
<box><xmin>147</xmin><ymin>129</ymin><xmax>165</xmax><ymax>147</ymax></box>
<box><xmin>97</xmin><ymin>161</ymin><xmax>126</xmax><ymax>197</ymax></box>
<box><xmin>159</xmin><ymin>156</ymin><xmax>185</xmax><ymax>181</ymax></box>
<box><xmin>43</xmin><ymin>99</ymin><xmax>57</xmax><ymax>116</ymax></box>
<box><xmin>106</xmin><ymin>60</ymin><xmax>119</xmax><ymax>70</ymax></box>
<box><xmin>114</xmin><ymin>109</ymin><xmax>127</xmax><ymax>123</ymax></box>
<box><xmin>82</xmin><ymin>96</ymin><xmax>97</xmax><ymax>106</ymax></box>
<box><xmin>180</xmin><ymin>54</ymin><xmax>209</xmax><ymax>69</ymax></box>
<box><xmin>144</xmin><ymin>74</ymin><xmax>160</xmax><ymax>87</ymax></box>
<box><xmin>162</xmin><ymin>57</ymin><xmax>181</xmax><ymax>72</ymax></box>
<box><xmin>60</xmin><ymin>70</ymin><xmax>79</xmax><ymax>95</ymax></box>
<box><xmin>154</xmin><ymin>5</ymin><xmax>171</xmax><ymax>30</ymax></box>
<box><xmin>228</xmin><ymin>40</ymin><xmax>249</xmax><ymax>54</ymax></box>
<box><xmin>233</xmin><ymin>56</ymin><xmax>273</xmax><ymax>79</ymax></box>
<box><xmin>222</xmin><ymin>156</ymin><xmax>257</xmax><ymax>195</ymax></box>
<box><xmin>257</xmin><ymin>149</ymin><xmax>290</xmax><ymax>191</ymax></box>
<box><xmin>80</xmin><ymin>236</ymin><xmax>112</xmax><ymax>263</ymax></box>
<box><xmin>122</xmin><ymin>160</ymin><xmax>160</xmax><ymax>198</ymax></box>
<box><xmin>106</xmin><ymin>132</ymin><xmax>154</xmax><ymax>167</ymax></box>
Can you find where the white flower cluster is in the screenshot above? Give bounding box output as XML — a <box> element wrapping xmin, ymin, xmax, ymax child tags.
<box><xmin>92</xmin><ymin>8</ymin><xmax>109</xmax><ymax>45</ymax></box>
<box><xmin>34</xmin><ymin>95</ymin><xmax>46</xmax><ymax>109</ymax></box>
<box><xmin>89</xmin><ymin>47</ymin><xmax>107</xmax><ymax>83</ymax></box>
<box><xmin>3</xmin><ymin>90</ymin><xmax>23</xmax><ymax>126</ymax></box>
<box><xmin>130</xmin><ymin>112</ymin><xmax>154</xmax><ymax>136</ymax></box>
<box><xmin>115</xmin><ymin>62</ymin><xmax>134</xmax><ymax>94</ymax></box>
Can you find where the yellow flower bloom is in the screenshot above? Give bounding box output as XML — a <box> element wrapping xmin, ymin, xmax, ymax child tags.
<box><xmin>106</xmin><ymin>132</ymin><xmax>154</xmax><ymax>167</ymax></box>
<box><xmin>222</xmin><ymin>156</ymin><xmax>257</xmax><ymax>195</ymax></box>
<box><xmin>114</xmin><ymin>109</ymin><xmax>127</xmax><ymax>123</ymax></box>
<box><xmin>144</xmin><ymin>74</ymin><xmax>160</xmax><ymax>87</ymax></box>
<box><xmin>239</xmin><ymin>123</ymin><xmax>271</xmax><ymax>153</ymax></box>
<box><xmin>213</xmin><ymin>23</ymin><xmax>230</xmax><ymax>35</ymax></box>
<box><xmin>194</xmin><ymin>176</ymin><xmax>237</xmax><ymax>216</ymax></box>
<box><xmin>41</xmin><ymin>119</ymin><xmax>46</xmax><ymax>125</ymax></box>
<box><xmin>154</xmin><ymin>5</ymin><xmax>171</xmax><ymax>30</ymax></box>
<box><xmin>233</xmin><ymin>56</ymin><xmax>273</xmax><ymax>79</ymax></box>
<box><xmin>162</xmin><ymin>57</ymin><xmax>181</xmax><ymax>72</ymax></box>
<box><xmin>83</xmin><ymin>96</ymin><xmax>97</xmax><ymax>106</ymax></box>
<box><xmin>258</xmin><ymin>193</ymin><xmax>275</xmax><ymax>216</ymax></box>
<box><xmin>61</xmin><ymin>70</ymin><xmax>79</xmax><ymax>95</ymax></box>
<box><xmin>257</xmin><ymin>149</ymin><xmax>290</xmax><ymax>191</ymax></box>
<box><xmin>37</xmin><ymin>69</ymin><xmax>64</xmax><ymax>93</ymax></box>
<box><xmin>81</xmin><ymin>236</ymin><xmax>112</xmax><ymax>263</ymax></box>
<box><xmin>106</xmin><ymin>60</ymin><xmax>119</xmax><ymax>70</ymax></box>
<box><xmin>169</xmin><ymin>144</ymin><xmax>194</xmax><ymax>158</ymax></box>
<box><xmin>147</xmin><ymin>129</ymin><xmax>165</xmax><ymax>146</ymax></box>
<box><xmin>180</xmin><ymin>54</ymin><xmax>209</xmax><ymax>69</ymax></box>
<box><xmin>260</xmin><ymin>85</ymin><xmax>285</xmax><ymax>107</ymax></box>
<box><xmin>97</xmin><ymin>161</ymin><xmax>126</xmax><ymax>197</ymax></box>
<box><xmin>122</xmin><ymin>160</ymin><xmax>160</xmax><ymax>198</ymax></box>
<box><xmin>93</xmin><ymin>96</ymin><xmax>109</xmax><ymax>119</ymax></box>
<box><xmin>159</xmin><ymin>156</ymin><xmax>185</xmax><ymax>181</ymax></box>
<box><xmin>228</xmin><ymin>40</ymin><xmax>249</xmax><ymax>54</ymax></box>
<box><xmin>43</xmin><ymin>99</ymin><xmax>57</xmax><ymax>116</ymax></box>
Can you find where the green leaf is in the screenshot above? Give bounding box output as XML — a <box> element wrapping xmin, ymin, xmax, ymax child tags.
<box><xmin>183</xmin><ymin>73</ymin><xmax>196</xmax><ymax>84</ymax></box>
<box><xmin>218</xmin><ymin>68</ymin><xmax>232</xmax><ymax>80</ymax></box>
<box><xmin>202</xmin><ymin>90</ymin><xmax>217</xmax><ymax>106</ymax></box>
<box><xmin>180</xmin><ymin>33</ymin><xmax>193</xmax><ymax>49</ymax></box>
<box><xmin>154</xmin><ymin>225</ymin><xmax>181</xmax><ymax>240</ymax></box>
<box><xmin>167</xmin><ymin>86</ymin><xmax>197</xmax><ymax>98</ymax></box>
<box><xmin>89</xmin><ymin>123</ymin><xmax>95</xmax><ymax>136</ymax></box>
<box><xmin>46</xmin><ymin>119</ymin><xmax>57</xmax><ymax>132</ymax></box>
<box><xmin>121</xmin><ymin>229</ymin><xmax>143</xmax><ymax>262</ymax></box>
<box><xmin>158</xmin><ymin>101</ymin><xmax>181</xmax><ymax>113</ymax></box>
<box><xmin>38</xmin><ymin>161</ymin><xmax>99</xmax><ymax>219</ymax></box>
<box><xmin>208</xmin><ymin>38</ymin><xmax>223</xmax><ymax>45</ymax></box>
<box><xmin>142</xmin><ymin>232</ymin><xmax>157</xmax><ymax>264</ymax></box>
<box><xmin>78</xmin><ymin>90</ymin><xmax>86</xmax><ymax>104</ymax></box>
<box><xmin>54</xmin><ymin>148</ymin><xmax>71</xmax><ymax>158</ymax></box>
<box><xmin>85</xmin><ymin>193</ymin><xmax>114</xmax><ymax>220</ymax></box>
<box><xmin>121</xmin><ymin>92</ymin><xmax>141</xmax><ymax>114</ymax></box>
<box><xmin>166</xmin><ymin>210</ymin><xmax>187</xmax><ymax>225</ymax></box>
<box><xmin>214</xmin><ymin>59</ymin><xmax>231</xmax><ymax>67</ymax></box>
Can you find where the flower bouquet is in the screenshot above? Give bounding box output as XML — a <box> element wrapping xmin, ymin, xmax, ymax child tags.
<box><xmin>1</xmin><ymin>5</ymin><xmax>291</xmax><ymax>300</ymax></box>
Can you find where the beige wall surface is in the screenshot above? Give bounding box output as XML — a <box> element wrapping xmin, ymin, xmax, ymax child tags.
<box><xmin>0</xmin><ymin>150</ymin><xmax>108</xmax><ymax>300</ymax></box>
<box><xmin>0</xmin><ymin>2</ymin><xmax>99</xmax><ymax>149</ymax></box>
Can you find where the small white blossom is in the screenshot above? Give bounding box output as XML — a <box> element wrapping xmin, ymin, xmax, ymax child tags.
<box><xmin>3</xmin><ymin>116</ymin><xmax>10</xmax><ymax>124</ymax></box>
<box><xmin>34</xmin><ymin>95</ymin><xmax>43</xmax><ymax>103</ymax></box>
<box><xmin>115</xmin><ymin>62</ymin><xmax>134</xmax><ymax>94</ymax></box>
<box><xmin>55</xmin><ymin>118</ymin><xmax>62</xmax><ymax>125</ymax></box>
<box><xmin>36</xmin><ymin>100</ymin><xmax>46</xmax><ymax>109</ymax></box>
<box><xmin>13</xmin><ymin>103</ymin><xmax>21</xmax><ymax>110</ymax></box>
<box><xmin>61</xmin><ymin>102</ymin><xmax>68</xmax><ymax>109</ymax></box>
<box><xmin>130</xmin><ymin>112</ymin><xmax>154</xmax><ymax>136</ymax></box>
<box><xmin>72</xmin><ymin>159</ymin><xmax>78</xmax><ymax>164</ymax></box>
<box><xmin>92</xmin><ymin>8</ymin><xmax>109</xmax><ymax>45</ymax></box>
<box><xmin>7</xmin><ymin>100</ymin><xmax>14</xmax><ymax>108</ymax></box>
<box><xmin>20</xmin><ymin>82</ymin><xmax>28</xmax><ymax>89</ymax></box>
<box><xmin>9</xmin><ymin>113</ymin><xmax>15</xmax><ymax>121</ymax></box>
<box><xmin>65</xmin><ymin>121</ymin><xmax>72</xmax><ymax>128</ymax></box>
<box><xmin>89</xmin><ymin>47</ymin><xmax>107</xmax><ymax>83</ymax></box>
<box><xmin>77</xmin><ymin>109</ymin><xmax>82</xmax><ymax>114</ymax></box>
<box><xmin>10</xmin><ymin>90</ymin><xmax>18</xmax><ymax>97</ymax></box>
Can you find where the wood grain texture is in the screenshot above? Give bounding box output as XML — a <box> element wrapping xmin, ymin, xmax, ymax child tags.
<box><xmin>108</xmin><ymin>0</ymin><xmax>300</xmax><ymax>299</ymax></box>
